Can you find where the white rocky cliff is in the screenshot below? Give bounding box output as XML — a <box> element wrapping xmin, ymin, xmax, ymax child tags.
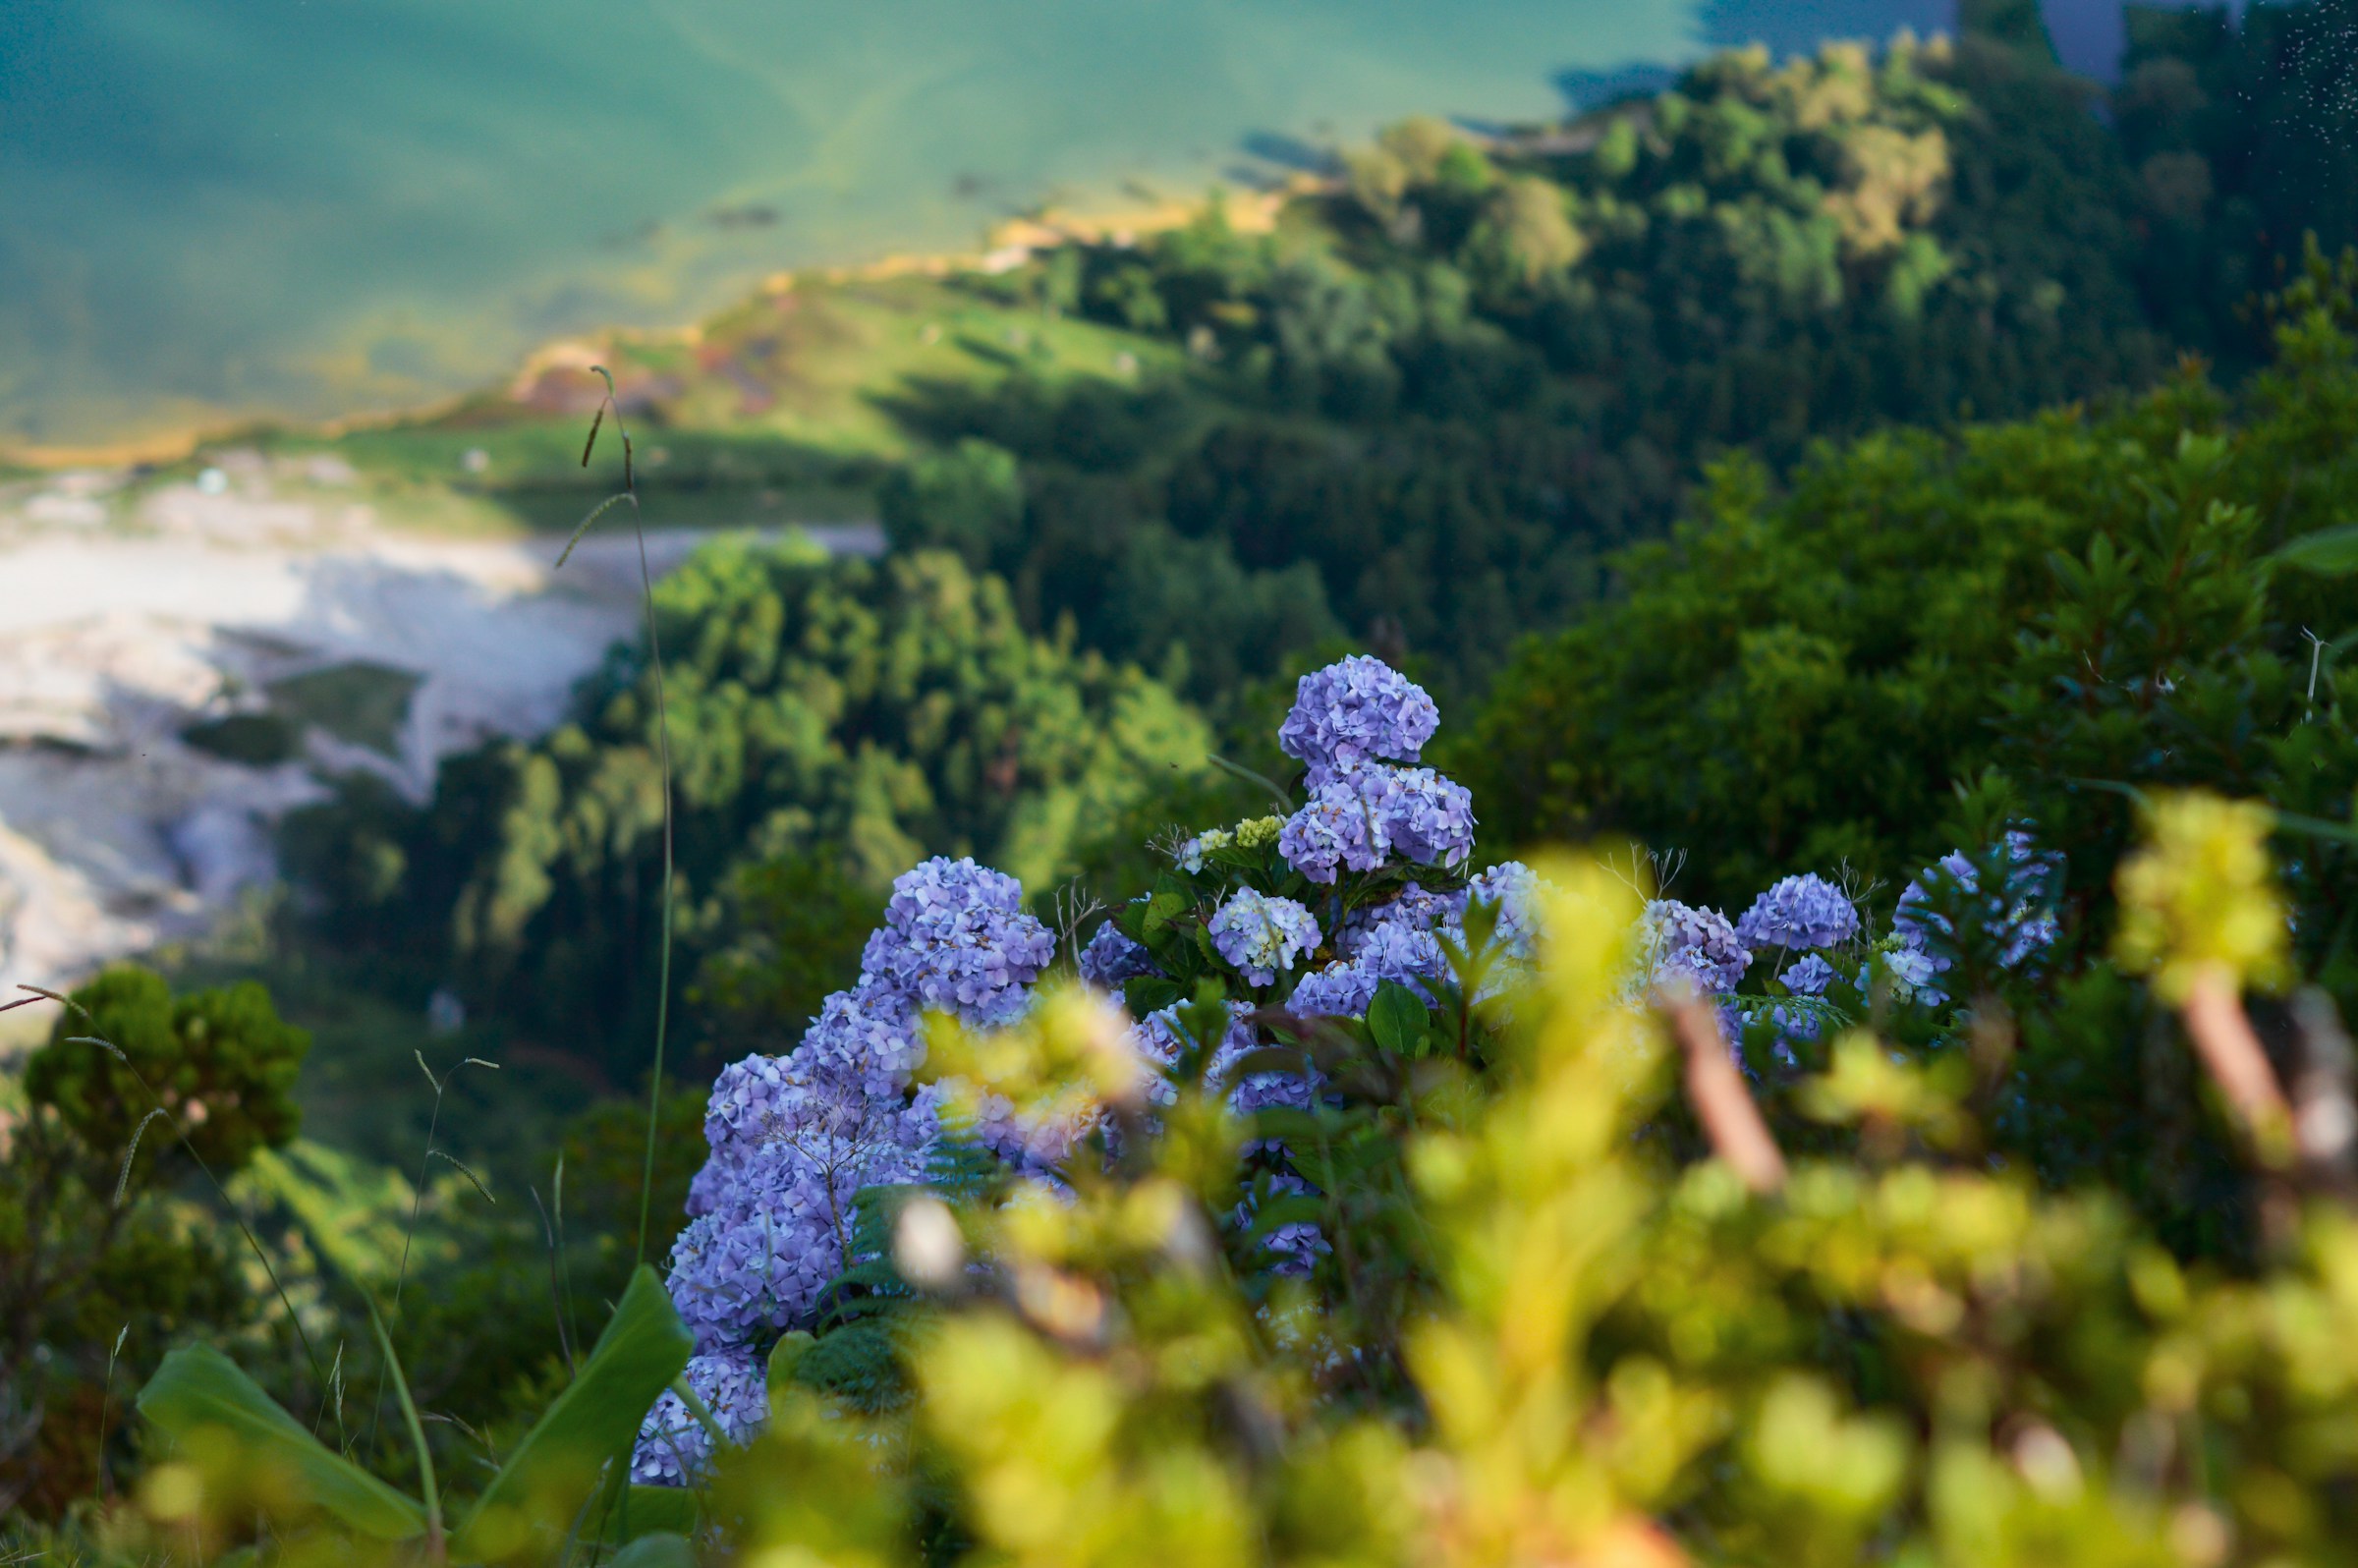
<box><xmin>0</xmin><ymin>454</ymin><xmax>877</xmax><ymax>988</ymax></box>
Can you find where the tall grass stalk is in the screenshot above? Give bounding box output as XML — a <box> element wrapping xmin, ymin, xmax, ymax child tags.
<box><xmin>560</xmin><ymin>368</ymin><xmax>677</xmax><ymax>1274</ymax></box>
<box><xmin>370</xmin><ymin>1049</ymin><xmax>495</xmax><ymax>1450</ymax></box>
<box><xmin>91</xmin><ymin>1324</ymin><xmax>126</xmax><ymax>1503</ymax></box>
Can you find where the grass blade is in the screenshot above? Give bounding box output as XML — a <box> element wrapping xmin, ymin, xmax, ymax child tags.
<box><xmin>368</xmin><ymin>1303</ymin><xmax>442</xmax><ymax>1556</ymax></box>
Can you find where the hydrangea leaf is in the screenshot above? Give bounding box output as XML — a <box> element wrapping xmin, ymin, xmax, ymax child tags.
<box><xmin>1368</xmin><ymin>980</ymin><xmax>1433</xmax><ymax>1057</ymax></box>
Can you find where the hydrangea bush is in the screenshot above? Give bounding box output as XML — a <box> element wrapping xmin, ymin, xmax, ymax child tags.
<box><xmin>640</xmin><ymin>656</ymin><xmax>2065</xmax><ymax>1481</ymax></box>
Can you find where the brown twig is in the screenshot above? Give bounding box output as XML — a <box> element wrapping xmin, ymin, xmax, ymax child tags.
<box><xmin>1662</xmin><ymin>995</ymin><xmax>1786</xmax><ymax>1196</ymax></box>
<box><xmin>2180</xmin><ymin>966</ymin><xmax>2294</xmax><ymax>1161</ymax></box>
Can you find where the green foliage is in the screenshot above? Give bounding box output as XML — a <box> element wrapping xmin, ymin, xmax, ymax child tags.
<box><xmin>452</xmin><ymin>1267</ymin><xmax>694</xmax><ymax>1563</ymax></box>
<box><xmin>1458</xmin><ymin>258</ymin><xmax>2358</xmax><ymax>915</ymax></box>
<box><xmin>125</xmin><ymin>1266</ymin><xmax>693</xmax><ymax>1564</ymax></box>
<box><xmin>1454</xmin><ymin>252</ymin><xmax>2358</xmax><ymax>1260</ymax></box>
<box><xmin>687</xmin><ymin>851</ymin><xmax>882</xmax><ymax>1060</ymax></box>
<box><xmin>2115</xmin><ymin>0</ymin><xmax>2358</xmax><ymax>367</ymax></box>
<box><xmin>887</xmin><ymin>28</ymin><xmax>2213</xmax><ymax>699</ymax></box>
<box><xmin>136</xmin><ymin>1344</ymin><xmax>428</xmax><ymax>1541</ymax></box>
<box><xmin>26</xmin><ymin>966</ymin><xmax>310</xmax><ymax>1182</ymax></box>
<box><xmin>288</xmin><ymin>540</ymin><xmax>1211</xmax><ymax>1069</ymax></box>
<box><xmin>1</xmin><ymin>970</ymin><xmax>309</xmax><ymax>1519</ymax></box>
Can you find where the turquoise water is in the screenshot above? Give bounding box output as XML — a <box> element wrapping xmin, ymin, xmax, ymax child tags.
<box><xmin>2</xmin><ymin>0</ymin><xmax>1954</xmax><ymax>449</ymax></box>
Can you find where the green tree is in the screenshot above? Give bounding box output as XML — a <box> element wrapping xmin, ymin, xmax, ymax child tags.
<box><xmin>1</xmin><ymin>967</ymin><xmax>307</xmax><ymax>1515</ymax></box>
<box><xmin>289</xmin><ymin>539</ymin><xmax>1213</xmax><ymax>1071</ymax></box>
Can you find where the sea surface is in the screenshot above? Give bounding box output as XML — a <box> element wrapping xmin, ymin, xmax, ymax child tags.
<box><xmin>6</xmin><ymin>0</ymin><xmax>2016</xmax><ymax>450</ymax></box>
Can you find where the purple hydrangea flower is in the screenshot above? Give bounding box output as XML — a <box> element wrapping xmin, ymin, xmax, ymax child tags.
<box><xmin>1278</xmin><ymin>764</ymin><xmax>1475</xmax><ymax>883</ymax></box>
<box><xmin>796</xmin><ymin>980</ymin><xmax>926</xmax><ymax>1097</ymax></box>
<box><xmin>1078</xmin><ymin>920</ymin><xmax>1158</xmax><ymax>990</ymax></box>
<box><xmin>1770</xmin><ymin>1004</ymin><xmax>1822</xmax><ymax>1054</ymax></box>
<box><xmin>1208</xmin><ymin>889</ymin><xmax>1321</xmax><ymax>986</ymax></box>
<box><xmin>1173</xmin><ymin>826</ymin><xmax>1231</xmax><ymax>874</ymax></box>
<box><xmin>1876</xmin><ymin>940</ymin><xmax>1941</xmax><ymax>995</ymax></box>
<box><xmin>1289</xmin><ymin>961</ymin><xmax>1383</xmax><ymax>1019</ymax></box>
<box><xmin>668</xmin><ymin>1108</ymin><xmax>941</xmax><ymax>1352</ymax></box>
<box><xmin>1735</xmin><ymin>873</ymin><xmax>1859</xmax><ymax>952</ymax></box>
<box><xmin>1337</xmin><ymin>882</ymin><xmax>1466</xmax><ymax>958</ymax></box>
<box><xmin>1642</xmin><ymin>899</ymin><xmax>1751</xmax><ymax>994</ymax></box>
<box><xmin>1209</xmin><ymin>1030</ymin><xmax>1322</xmax><ymax>1159</ymax></box>
<box><xmin>1467</xmin><ymin>861</ymin><xmax>1545</xmax><ymax>960</ymax></box>
<box><xmin>947</xmin><ymin>1083</ymin><xmax>1100</xmax><ymax>1174</ymax></box>
<box><xmin>1291</xmin><ymin>916</ymin><xmax>1450</xmax><ymax>1020</ymax></box>
<box><xmin>1234</xmin><ymin>1173</ymin><xmax>1329</xmax><ymax>1277</ymax></box>
<box><xmin>860</xmin><ymin>856</ymin><xmax>1054</xmax><ymax>1023</ymax></box>
<box><xmin>1893</xmin><ymin>830</ymin><xmax>2062</xmax><ymax>998</ymax></box>
<box><xmin>1385</xmin><ymin>768</ymin><xmax>1477</xmax><ymax>869</ymax></box>
<box><xmin>1278</xmin><ymin>770</ymin><xmax>1392</xmax><ymax>882</ymax></box>
<box><xmin>671</xmin><ymin>1016</ymin><xmax>942</xmax><ymax>1351</ymax></box>
<box><xmin>1277</xmin><ymin>655</ymin><xmax>1440</xmax><ymax>787</ymax></box>
<box><xmin>1135</xmin><ymin>1007</ymin><xmax>1255</xmax><ymax>1104</ymax></box>
<box><xmin>1780</xmin><ymin>954</ymin><xmax>1837</xmax><ymax>996</ymax></box>
<box><xmin>631</xmin><ymin>1348</ymin><xmax>769</xmax><ymax>1485</ymax></box>
<box><xmin>1353</xmin><ymin>919</ymin><xmax>1446</xmax><ymax>994</ymax></box>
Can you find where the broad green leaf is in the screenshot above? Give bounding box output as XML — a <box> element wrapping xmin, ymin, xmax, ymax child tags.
<box><xmin>1368</xmin><ymin>981</ymin><xmax>1432</xmax><ymax>1057</ymax></box>
<box><xmin>1124</xmin><ymin>976</ymin><xmax>1183</xmax><ymax>1018</ymax></box>
<box><xmin>614</xmin><ymin>1486</ymin><xmax>700</xmax><ymax>1542</ymax></box>
<box><xmin>136</xmin><ymin>1344</ymin><xmax>426</xmax><ymax>1541</ymax></box>
<box><xmin>2275</xmin><ymin>526</ymin><xmax>2358</xmax><ymax>575</ymax></box>
<box><xmin>454</xmin><ymin>1265</ymin><xmax>693</xmax><ymax>1563</ymax></box>
<box><xmin>1139</xmin><ymin>887</ymin><xmax>1188</xmax><ymax>936</ymax></box>
<box><xmin>607</xmin><ymin>1532</ymin><xmax>697</xmax><ymax>1568</ymax></box>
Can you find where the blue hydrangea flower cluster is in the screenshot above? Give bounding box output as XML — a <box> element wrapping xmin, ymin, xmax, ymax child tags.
<box><xmin>1210</xmin><ymin>1030</ymin><xmax>1321</xmax><ymax>1146</ymax></box>
<box><xmin>1078</xmin><ymin>920</ymin><xmax>1158</xmax><ymax>990</ymax></box>
<box><xmin>1779</xmin><ymin>954</ymin><xmax>1836</xmax><ymax>996</ymax></box>
<box><xmin>1642</xmin><ymin>899</ymin><xmax>1751</xmax><ymax>994</ymax></box>
<box><xmin>646</xmin><ymin>855</ymin><xmax>1060</xmax><ymax>1480</ymax></box>
<box><xmin>1207</xmin><ymin>889</ymin><xmax>1322</xmax><ymax>986</ymax></box>
<box><xmin>1277</xmin><ymin>654</ymin><xmax>1441</xmax><ymax>787</ymax></box>
<box><xmin>1890</xmin><ymin>831</ymin><xmax>2062</xmax><ymax>1005</ymax></box>
<box><xmin>1735</xmin><ymin>873</ymin><xmax>1860</xmax><ymax>953</ymax></box>
<box><xmin>1336</xmin><ymin>882</ymin><xmax>1461</xmax><ymax>956</ymax></box>
<box><xmin>1235</xmin><ymin>1173</ymin><xmax>1329</xmax><ymax>1278</ymax></box>
<box><xmin>1279</xmin><ymin>764</ymin><xmax>1476</xmax><ymax>884</ymax></box>
<box><xmin>671</xmin><ymin>1048</ymin><xmax>940</xmax><ymax>1353</ymax></box>
<box><xmin>1466</xmin><ymin>862</ymin><xmax>1544</xmax><ymax>960</ymax></box>
<box><xmin>1289</xmin><ymin>862</ymin><xmax>1545</xmax><ymax>1020</ymax></box>
<box><xmin>861</xmin><ymin>857</ymin><xmax>1055</xmax><ymax>1024</ymax></box>
<box><xmin>630</xmin><ymin>1349</ymin><xmax>769</xmax><ymax>1485</ymax></box>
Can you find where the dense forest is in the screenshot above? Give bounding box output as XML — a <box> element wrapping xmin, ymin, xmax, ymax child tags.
<box><xmin>20</xmin><ymin>2</ymin><xmax>2358</xmax><ymax>1561</ymax></box>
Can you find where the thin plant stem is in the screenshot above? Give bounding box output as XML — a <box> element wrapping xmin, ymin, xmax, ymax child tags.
<box><xmin>91</xmin><ymin>1324</ymin><xmax>126</xmax><ymax>1503</ymax></box>
<box><xmin>631</xmin><ymin>504</ymin><xmax>677</xmax><ymax>1272</ymax></box>
<box><xmin>371</xmin><ymin>1051</ymin><xmax>493</xmax><ymax>1450</ymax></box>
<box><xmin>562</xmin><ymin>368</ymin><xmax>677</xmax><ymax>1273</ymax></box>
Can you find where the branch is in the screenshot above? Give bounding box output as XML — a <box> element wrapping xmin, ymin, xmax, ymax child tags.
<box><xmin>2180</xmin><ymin>966</ymin><xmax>2293</xmax><ymax>1163</ymax></box>
<box><xmin>1662</xmin><ymin>995</ymin><xmax>1786</xmax><ymax>1196</ymax></box>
